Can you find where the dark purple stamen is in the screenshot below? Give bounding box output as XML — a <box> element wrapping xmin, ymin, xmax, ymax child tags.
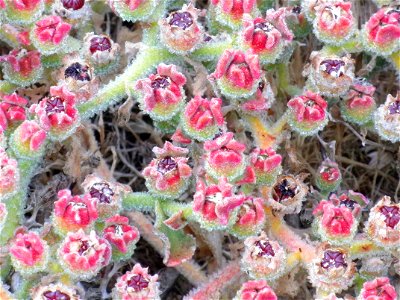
<box><xmin>45</xmin><ymin>96</ymin><xmax>65</xmax><ymax>115</ymax></box>
<box><xmin>380</xmin><ymin>206</ymin><xmax>400</xmax><ymax>229</ymax></box>
<box><xmin>64</xmin><ymin>62</ymin><xmax>91</xmax><ymax>81</ymax></box>
<box><xmin>78</xmin><ymin>240</ymin><xmax>90</xmax><ymax>255</ymax></box>
<box><xmin>254</xmin><ymin>22</ymin><xmax>275</xmax><ymax>33</ymax></box>
<box><xmin>151</xmin><ymin>76</ymin><xmax>170</xmax><ymax>89</ymax></box>
<box><xmin>340</xmin><ymin>199</ymin><xmax>357</xmax><ymax>209</ymax></box>
<box><xmin>89</xmin><ymin>182</ymin><xmax>114</xmax><ymax>204</ymax></box>
<box><xmin>320</xmin><ymin>59</ymin><xmax>345</xmax><ymax>76</ymax></box>
<box><xmin>168</xmin><ymin>11</ymin><xmax>193</xmax><ymax>30</ymax></box>
<box><xmin>89</xmin><ymin>36</ymin><xmax>112</xmax><ymax>54</ymax></box>
<box><xmin>61</xmin><ymin>0</ymin><xmax>85</xmax><ymax>10</ymax></box>
<box><xmin>388</xmin><ymin>101</ymin><xmax>400</xmax><ymax>115</ymax></box>
<box><xmin>157</xmin><ymin>156</ymin><xmax>177</xmax><ymax>174</ymax></box>
<box><xmin>254</xmin><ymin>240</ymin><xmax>275</xmax><ymax>257</ymax></box>
<box><xmin>273</xmin><ymin>179</ymin><xmax>296</xmax><ymax>202</ymax></box>
<box><xmin>320</xmin><ymin>250</ymin><xmax>348</xmax><ymax>269</ymax></box>
<box><xmin>127</xmin><ymin>274</ymin><xmax>149</xmax><ymax>291</ymax></box>
<box><xmin>43</xmin><ymin>290</ymin><xmax>71</xmax><ymax>300</ymax></box>
<box><xmin>292</xmin><ymin>6</ymin><xmax>301</xmax><ymax>14</ymax></box>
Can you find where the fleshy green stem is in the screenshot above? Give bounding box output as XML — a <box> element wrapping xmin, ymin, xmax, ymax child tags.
<box><xmin>190</xmin><ymin>38</ymin><xmax>233</xmax><ymax>62</ymax></box>
<box><xmin>0</xmin><ymin>80</ymin><xmax>17</xmax><ymax>94</ymax></box>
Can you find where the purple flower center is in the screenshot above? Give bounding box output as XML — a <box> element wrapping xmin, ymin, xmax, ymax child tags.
<box><xmin>273</xmin><ymin>179</ymin><xmax>296</xmax><ymax>202</ymax></box>
<box><xmin>89</xmin><ymin>36</ymin><xmax>112</xmax><ymax>54</ymax></box>
<box><xmin>254</xmin><ymin>240</ymin><xmax>275</xmax><ymax>257</ymax></box>
<box><xmin>78</xmin><ymin>240</ymin><xmax>90</xmax><ymax>255</ymax></box>
<box><xmin>379</xmin><ymin>206</ymin><xmax>400</xmax><ymax>229</ymax></box>
<box><xmin>43</xmin><ymin>290</ymin><xmax>71</xmax><ymax>300</ymax></box>
<box><xmin>45</xmin><ymin>96</ymin><xmax>65</xmax><ymax>115</ymax></box>
<box><xmin>292</xmin><ymin>6</ymin><xmax>301</xmax><ymax>14</ymax></box>
<box><xmin>340</xmin><ymin>199</ymin><xmax>357</xmax><ymax>209</ymax></box>
<box><xmin>127</xmin><ymin>274</ymin><xmax>149</xmax><ymax>291</ymax></box>
<box><xmin>64</xmin><ymin>62</ymin><xmax>91</xmax><ymax>81</ymax></box>
<box><xmin>388</xmin><ymin>101</ymin><xmax>400</xmax><ymax>115</ymax></box>
<box><xmin>157</xmin><ymin>156</ymin><xmax>177</xmax><ymax>174</ymax></box>
<box><xmin>151</xmin><ymin>76</ymin><xmax>170</xmax><ymax>89</ymax></box>
<box><xmin>168</xmin><ymin>11</ymin><xmax>193</xmax><ymax>30</ymax></box>
<box><xmin>89</xmin><ymin>182</ymin><xmax>114</xmax><ymax>204</ymax></box>
<box><xmin>254</xmin><ymin>21</ymin><xmax>275</xmax><ymax>33</ymax></box>
<box><xmin>320</xmin><ymin>59</ymin><xmax>345</xmax><ymax>77</ymax></box>
<box><xmin>320</xmin><ymin>250</ymin><xmax>347</xmax><ymax>269</ymax></box>
<box><xmin>61</xmin><ymin>0</ymin><xmax>85</xmax><ymax>10</ymax></box>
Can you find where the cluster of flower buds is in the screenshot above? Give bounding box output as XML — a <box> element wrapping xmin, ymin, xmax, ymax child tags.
<box><xmin>374</xmin><ymin>92</ymin><xmax>400</xmax><ymax>143</ymax></box>
<box><xmin>234</xmin><ymin>279</ymin><xmax>277</xmax><ymax>300</ymax></box>
<box><xmin>112</xmin><ymin>263</ymin><xmax>160</xmax><ymax>300</ymax></box>
<box><xmin>210</xmin><ymin>0</ymin><xmax>257</xmax><ymax>29</ymax></box>
<box><xmin>315</xmin><ymin>158</ymin><xmax>342</xmax><ymax>193</ymax></box>
<box><xmin>108</xmin><ymin>0</ymin><xmax>158</xmax><ymax>23</ymax></box>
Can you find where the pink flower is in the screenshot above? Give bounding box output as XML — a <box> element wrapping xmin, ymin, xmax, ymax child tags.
<box><xmin>210</xmin><ymin>49</ymin><xmax>261</xmax><ymax>98</ymax></box>
<box><xmin>29</xmin><ymin>85</ymin><xmax>79</xmax><ymax>139</ymax></box>
<box><xmin>0</xmin><ymin>147</ymin><xmax>19</xmax><ymax>199</ymax></box>
<box><xmin>193</xmin><ymin>178</ymin><xmax>245</xmax><ymax>227</ymax></box>
<box><xmin>10</xmin><ymin>231</ymin><xmax>47</xmax><ymax>267</ymax></box>
<box><xmin>230</xmin><ymin>196</ymin><xmax>265</xmax><ymax>238</ymax></box>
<box><xmin>113</xmin><ymin>263</ymin><xmax>160</xmax><ymax>300</ymax></box>
<box><xmin>8</xmin><ymin>0</ymin><xmax>42</xmax><ymax>10</ymax></box>
<box><xmin>0</xmin><ymin>93</ymin><xmax>27</xmax><ymax>132</ymax></box>
<box><xmin>212</xmin><ymin>0</ymin><xmax>257</xmax><ymax>28</ymax></box>
<box><xmin>53</xmin><ymin>189</ymin><xmax>98</xmax><ymax>234</ymax></box>
<box><xmin>159</xmin><ymin>4</ymin><xmax>204</xmax><ymax>53</ymax></box>
<box><xmin>313</xmin><ymin>1</ymin><xmax>355</xmax><ymax>43</ymax></box>
<box><xmin>135</xmin><ymin>64</ymin><xmax>186</xmax><ymax>121</ymax></box>
<box><xmin>171</xmin><ymin>128</ymin><xmax>192</xmax><ymax>144</ymax></box>
<box><xmin>330</xmin><ymin>190</ymin><xmax>369</xmax><ymax>215</ymax></box>
<box><xmin>250</xmin><ymin>147</ymin><xmax>282</xmax><ymax>185</ymax></box>
<box><xmin>365</xmin><ymin>8</ymin><xmax>400</xmax><ymax>52</ymax></box>
<box><xmin>358</xmin><ymin>277</ymin><xmax>397</xmax><ymax>300</ymax></box>
<box><xmin>288</xmin><ymin>91</ymin><xmax>327</xmax><ymax>123</ymax></box>
<box><xmin>103</xmin><ymin>215</ymin><xmax>140</xmax><ymax>254</ymax></box>
<box><xmin>315</xmin><ymin>159</ymin><xmax>342</xmax><ymax>192</ymax></box>
<box><xmin>14</xmin><ymin>120</ymin><xmax>46</xmax><ymax>152</ymax></box>
<box><xmin>181</xmin><ymin>96</ymin><xmax>224</xmax><ymax>141</ymax></box>
<box><xmin>58</xmin><ymin>230</ymin><xmax>111</xmax><ymax>279</ymax></box>
<box><xmin>235</xmin><ymin>279</ymin><xmax>277</xmax><ymax>300</ymax></box>
<box><xmin>142</xmin><ymin>142</ymin><xmax>192</xmax><ymax>199</ymax></box>
<box><xmin>30</xmin><ymin>283</ymin><xmax>80</xmax><ymax>300</ymax></box>
<box><xmin>204</xmin><ymin>132</ymin><xmax>247</xmax><ymax>181</ymax></box>
<box><xmin>0</xmin><ymin>49</ymin><xmax>41</xmax><ymax>77</ymax></box>
<box><xmin>33</xmin><ymin>16</ymin><xmax>72</xmax><ymax>45</ymax></box>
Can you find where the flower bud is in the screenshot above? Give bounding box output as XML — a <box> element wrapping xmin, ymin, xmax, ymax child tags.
<box><xmin>0</xmin><ymin>49</ymin><xmax>42</xmax><ymax>87</ymax></box>
<box><xmin>193</xmin><ymin>177</ymin><xmax>245</xmax><ymax>230</ymax></box>
<box><xmin>0</xmin><ymin>93</ymin><xmax>27</xmax><ymax>132</ymax></box>
<box><xmin>357</xmin><ymin>277</ymin><xmax>397</xmax><ymax>300</ymax></box>
<box><xmin>159</xmin><ymin>4</ymin><xmax>204</xmax><ymax>54</ymax></box>
<box><xmin>301</xmin><ymin>0</ymin><xmax>328</xmax><ymax>22</ymax></box>
<box><xmin>312</xmin><ymin>199</ymin><xmax>357</xmax><ymax>245</ymax></box>
<box><xmin>83</xmin><ymin>33</ymin><xmax>121</xmax><ymax>76</ymax></box>
<box><xmin>108</xmin><ymin>0</ymin><xmax>157</xmax><ymax>22</ymax></box>
<box><xmin>82</xmin><ymin>174</ymin><xmax>131</xmax><ymax>220</ymax></box>
<box><xmin>30</xmin><ymin>15</ymin><xmax>72</xmax><ymax>55</ymax></box>
<box><xmin>0</xmin><ymin>203</ymin><xmax>7</xmax><ymax>232</ymax></box>
<box><xmin>3</xmin><ymin>0</ymin><xmax>44</xmax><ymax>26</ymax></box>
<box><xmin>58</xmin><ymin>229</ymin><xmax>111</xmax><ymax>280</ymax></box>
<box><xmin>374</xmin><ymin>92</ymin><xmax>400</xmax><ymax>143</ymax></box>
<box><xmin>31</xmin><ymin>282</ymin><xmax>82</xmax><ymax>300</ymax></box>
<box><xmin>249</xmin><ymin>147</ymin><xmax>282</xmax><ymax>186</ymax></box>
<box><xmin>365</xmin><ymin>196</ymin><xmax>399</xmax><ymax>249</ymax></box>
<box><xmin>287</xmin><ymin>91</ymin><xmax>328</xmax><ymax>136</ymax></box>
<box><xmin>112</xmin><ymin>263</ymin><xmax>160</xmax><ymax>300</ymax></box>
<box><xmin>315</xmin><ymin>159</ymin><xmax>342</xmax><ymax>193</ymax></box>
<box><xmin>142</xmin><ymin>142</ymin><xmax>192</xmax><ymax>199</ymax></box>
<box><xmin>241</xmin><ymin>232</ymin><xmax>287</xmax><ymax>280</ymax></box>
<box><xmin>181</xmin><ymin>96</ymin><xmax>224</xmax><ymax>141</ymax></box>
<box><xmin>211</xmin><ymin>0</ymin><xmax>257</xmax><ymax>29</ymax></box>
<box><xmin>29</xmin><ymin>85</ymin><xmax>80</xmax><ymax>141</ymax></box>
<box><xmin>312</xmin><ymin>1</ymin><xmax>355</xmax><ymax>45</ymax></box>
<box><xmin>341</xmin><ymin>78</ymin><xmax>376</xmax><ymax>125</ymax></box>
<box><xmin>362</xmin><ymin>7</ymin><xmax>400</xmax><ymax>56</ymax></box>
<box><xmin>0</xmin><ymin>147</ymin><xmax>19</xmax><ymax>201</ymax></box>
<box><xmin>9</xmin><ymin>120</ymin><xmax>47</xmax><ymax>160</ymax></box>
<box><xmin>204</xmin><ymin>132</ymin><xmax>247</xmax><ymax>182</ymax></box>
<box><xmin>303</xmin><ymin>51</ymin><xmax>355</xmax><ymax>97</ymax></box>
<box><xmin>52</xmin><ymin>189</ymin><xmax>98</xmax><ymax>235</ymax></box>
<box><xmin>241</xmin><ymin>8</ymin><xmax>293</xmax><ymax>64</ymax></box>
<box><xmin>10</xmin><ymin>231</ymin><xmax>49</xmax><ymax>276</ymax></box>
<box><xmin>308</xmin><ymin>244</ymin><xmax>355</xmax><ymax>293</ymax></box>
<box><xmin>265</xmin><ymin>174</ymin><xmax>308</xmax><ymax>214</ymax></box>
<box><xmin>234</xmin><ymin>279</ymin><xmax>277</xmax><ymax>300</ymax></box>
<box><xmin>329</xmin><ymin>190</ymin><xmax>369</xmax><ymax>217</ymax></box>
<box><xmin>240</xmin><ymin>79</ymin><xmax>275</xmax><ymax>113</ymax></box>
<box><xmin>103</xmin><ymin>215</ymin><xmax>140</xmax><ymax>261</ymax></box>
<box><xmin>135</xmin><ymin>64</ymin><xmax>186</xmax><ymax>121</ymax></box>
<box><xmin>52</xmin><ymin>0</ymin><xmax>91</xmax><ymax>21</ymax></box>
<box><xmin>210</xmin><ymin>49</ymin><xmax>262</xmax><ymax>99</ymax></box>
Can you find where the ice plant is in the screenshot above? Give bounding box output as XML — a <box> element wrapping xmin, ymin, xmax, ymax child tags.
<box><xmin>58</xmin><ymin>229</ymin><xmax>111</xmax><ymax>279</ymax></box>
<box><xmin>341</xmin><ymin>78</ymin><xmax>377</xmax><ymax>125</ymax></box>
<box><xmin>204</xmin><ymin>132</ymin><xmax>247</xmax><ymax>181</ymax></box>
<box><xmin>211</xmin><ymin>0</ymin><xmax>257</xmax><ymax>29</ymax></box>
<box><xmin>357</xmin><ymin>277</ymin><xmax>397</xmax><ymax>300</ymax></box>
<box><xmin>181</xmin><ymin>96</ymin><xmax>224</xmax><ymax>141</ymax></box>
<box><xmin>29</xmin><ymin>85</ymin><xmax>80</xmax><ymax>140</ymax></box>
<box><xmin>52</xmin><ymin>189</ymin><xmax>98</xmax><ymax>235</ymax></box>
<box><xmin>30</xmin><ymin>282</ymin><xmax>81</xmax><ymax>300</ymax></box>
<box><xmin>287</xmin><ymin>90</ymin><xmax>328</xmax><ymax>136</ymax></box>
<box><xmin>9</xmin><ymin>231</ymin><xmax>49</xmax><ymax>276</ymax></box>
<box><xmin>0</xmin><ymin>49</ymin><xmax>42</xmax><ymax>87</ymax></box>
<box><xmin>53</xmin><ymin>0</ymin><xmax>90</xmax><ymax>20</ymax></box>
<box><xmin>112</xmin><ymin>263</ymin><xmax>160</xmax><ymax>300</ymax></box>
<box><xmin>135</xmin><ymin>64</ymin><xmax>186</xmax><ymax>121</ymax></box>
<box><xmin>0</xmin><ymin>93</ymin><xmax>27</xmax><ymax>132</ymax></box>
<box><xmin>2</xmin><ymin>0</ymin><xmax>44</xmax><ymax>25</ymax></box>
<box><xmin>234</xmin><ymin>279</ymin><xmax>277</xmax><ymax>300</ymax></box>
<box><xmin>108</xmin><ymin>0</ymin><xmax>157</xmax><ymax>22</ymax></box>
<box><xmin>315</xmin><ymin>159</ymin><xmax>342</xmax><ymax>193</ymax></box>
<box><xmin>249</xmin><ymin>147</ymin><xmax>282</xmax><ymax>186</ymax></box>
<box><xmin>0</xmin><ymin>147</ymin><xmax>19</xmax><ymax>201</ymax></box>
<box><xmin>103</xmin><ymin>215</ymin><xmax>140</xmax><ymax>260</ymax></box>
<box><xmin>159</xmin><ymin>4</ymin><xmax>204</xmax><ymax>54</ymax></box>
<box><xmin>142</xmin><ymin>141</ymin><xmax>192</xmax><ymax>199</ymax></box>
<box><xmin>374</xmin><ymin>92</ymin><xmax>400</xmax><ymax>143</ymax></box>
<box><xmin>210</xmin><ymin>49</ymin><xmax>262</xmax><ymax>99</ymax></box>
